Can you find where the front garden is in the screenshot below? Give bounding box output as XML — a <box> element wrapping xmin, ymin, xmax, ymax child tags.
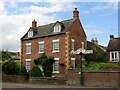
<box><xmin>1</xmin><ymin>50</ymin><xmax>119</xmax><ymax>87</ymax></box>
<box><xmin>2</xmin><ymin>53</ymin><xmax>55</xmax><ymax>77</ymax></box>
<box><xmin>75</xmin><ymin>61</ymin><xmax>119</xmax><ymax>71</ymax></box>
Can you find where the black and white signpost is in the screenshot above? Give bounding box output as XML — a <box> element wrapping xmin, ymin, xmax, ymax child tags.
<box><xmin>71</xmin><ymin>48</ymin><xmax>93</xmax><ymax>86</ymax></box>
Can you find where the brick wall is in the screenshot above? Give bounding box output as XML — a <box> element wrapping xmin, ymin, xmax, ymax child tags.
<box><xmin>21</xmin><ymin>34</ymin><xmax>66</xmax><ymax>74</ymax></box>
<box><xmin>29</xmin><ymin>77</ymin><xmax>67</xmax><ymax>85</ymax></box>
<box><xmin>67</xmin><ymin>70</ymin><xmax>120</xmax><ymax>87</ymax></box>
<box><xmin>69</xmin><ymin>18</ymin><xmax>87</xmax><ymax>67</ymax></box>
<box><xmin>2</xmin><ymin>75</ymin><xmax>28</xmax><ymax>83</ymax></box>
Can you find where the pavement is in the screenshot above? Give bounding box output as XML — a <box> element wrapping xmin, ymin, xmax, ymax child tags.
<box><xmin>2</xmin><ymin>82</ymin><xmax>86</xmax><ymax>88</ymax></box>
<box><xmin>2</xmin><ymin>82</ymin><xmax>118</xmax><ymax>89</ymax></box>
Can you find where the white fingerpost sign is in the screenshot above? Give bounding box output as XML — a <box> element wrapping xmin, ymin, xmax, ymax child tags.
<box><xmin>71</xmin><ymin>48</ymin><xmax>93</xmax><ymax>55</ymax></box>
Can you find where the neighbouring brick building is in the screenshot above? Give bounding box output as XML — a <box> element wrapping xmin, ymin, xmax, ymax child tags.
<box><xmin>9</xmin><ymin>52</ymin><xmax>20</xmax><ymax>63</ymax></box>
<box><xmin>106</xmin><ymin>35</ymin><xmax>120</xmax><ymax>62</ymax></box>
<box><xmin>20</xmin><ymin>8</ymin><xmax>87</xmax><ymax>75</ymax></box>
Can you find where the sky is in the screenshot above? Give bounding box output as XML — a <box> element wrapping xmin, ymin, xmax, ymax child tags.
<box><xmin>0</xmin><ymin>0</ymin><xmax>119</xmax><ymax>52</ymax></box>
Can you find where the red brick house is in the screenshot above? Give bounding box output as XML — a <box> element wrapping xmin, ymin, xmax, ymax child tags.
<box><xmin>106</xmin><ymin>35</ymin><xmax>120</xmax><ymax>62</ymax></box>
<box><xmin>20</xmin><ymin>8</ymin><xmax>87</xmax><ymax>75</ymax></box>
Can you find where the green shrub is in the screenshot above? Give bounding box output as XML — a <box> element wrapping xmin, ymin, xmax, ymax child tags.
<box><xmin>2</xmin><ymin>59</ymin><xmax>20</xmax><ymax>75</ymax></box>
<box><xmin>30</xmin><ymin>66</ymin><xmax>43</xmax><ymax>77</ymax></box>
<box><xmin>18</xmin><ymin>66</ymin><xmax>28</xmax><ymax>77</ymax></box>
<box><xmin>42</xmin><ymin>56</ymin><xmax>54</xmax><ymax>77</ymax></box>
<box><xmin>34</xmin><ymin>53</ymin><xmax>54</xmax><ymax>77</ymax></box>
<box><xmin>76</xmin><ymin>62</ymin><xmax>118</xmax><ymax>71</ymax></box>
<box><xmin>89</xmin><ymin>63</ymin><xmax>118</xmax><ymax>71</ymax></box>
<box><xmin>0</xmin><ymin>50</ymin><xmax>11</xmax><ymax>61</ymax></box>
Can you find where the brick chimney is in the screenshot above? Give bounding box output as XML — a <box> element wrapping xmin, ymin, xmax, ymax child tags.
<box><xmin>110</xmin><ymin>35</ymin><xmax>114</xmax><ymax>40</ymax></box>
<box><xmin>32</xmin><ymin>19</ymin><xmax>37</xmax><ymax>27</ymax></box>
<box><xmin>73</xmin><ymin>8</ymin><xmax>79</xmax><ymax>19</ymax></box>
<box><xmin>95</xmin><ymin>38</ymin><xmax>98</xmax><ymax>45</ymax></box>
<box><xmin>91</xmin><ymin>38</ymin><xmax>95</xmax><ymax>44</ymax></box>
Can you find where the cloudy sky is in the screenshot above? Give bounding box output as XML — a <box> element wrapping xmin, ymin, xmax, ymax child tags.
<box><xmin>0</xmin><ymin>0</ymin><xmax>119</xmax><ymax>52</ymax></box>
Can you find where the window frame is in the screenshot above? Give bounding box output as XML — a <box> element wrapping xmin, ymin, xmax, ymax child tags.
<box><xmin>81</xmin><ymin>42</ymin><xmax>84</xmax><ymax>49</ymax></box>
<box><xmin>26</xmin><ymin>59</ymin><xmax>31</xmax><ymax>72</ymax></box>
<box><xmin>71</xmin><ymin>39</ymin><xmax>75</xmax><ymax>51</ymax></box>
<box><xmin>110</xmin><ymin>51</ymin><xmax>120</xmax><ymax>62</ymax></box>
<box><xmin>70</xmin><ymin>58</ymin><xmax>75</xmax><ymax>69</ymax></box>
<box><xmin>28</xmin><ymin>31</ymin><xmax>33</xmax><ymax>37</ymax></box>
<box><xmin>38</xmin><ymin>41</ymin><xmax>44</xmax><ymax>53</ymax></box>
<box><xmin>53</xmin><ymin>58</ymin><xmax>59</xmax><ymax>73</ymax></box>
<box><xmin>54</xmin><ymin>25</ymin><xmax>61</xmax><ymax>32</ymax></box>
<box><xmin>26</xmin><ymin>43</ymin><xmax>31</xmax><ymax>54</ymax></box>
<box><xmin>52</xmin><ymin>39</ymin><xmax>60</xmax><ymax>53</ymax></box>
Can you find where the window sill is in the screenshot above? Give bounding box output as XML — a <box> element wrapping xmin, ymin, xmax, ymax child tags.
<box><xmin>38</xmin><ymin>52</ymin><xmax>44</xmax><ymax>54</ymax></box>
<box><xmin>52</xmin><ymin>71</ymin><xmax>59</xmax><ymax>73</ymax></box>
<box><xmin>52</xmin><ymin>50</ymin><xmax>60</xmax><ymax>53</ymax></box>
<box><xmin>26</xmin><ymin>53</ymin><xmax>31</xmax><ymax>55</ymax></box>
<box><xmin>110</xmin><ymin>61</ymin><xmax>119</xmax><ymax>62</ymax></box>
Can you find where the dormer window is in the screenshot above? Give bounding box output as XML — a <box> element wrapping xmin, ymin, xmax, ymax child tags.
<box><xmin>28</xmin><ymin>31</ymin><xmax>33</xmax><ymax>37</ymax></box>
<box><xmin>54</xmin><ymin>25</ymin><xmax>61</xmax><ymax>32</ymax></box>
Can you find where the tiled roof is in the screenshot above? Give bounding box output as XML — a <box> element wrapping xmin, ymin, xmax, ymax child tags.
<box><xmin>87</xmin><ymin>41</ymin><xmax>106</xmax><ymax>52</ymax></box>
<box><xmin>9</xmin><ymin>52</ymin><xmax>20</xmax><ymax>60</ymax></box>
<box><xmin>21</xmin><ymin>19</ymin><xmax>76</xmax><ymax>40</ymax></box>
<box><xmin>106</xmin><ymin>37</ymin><xmax>120</xmax><ymax>52</ymax></box>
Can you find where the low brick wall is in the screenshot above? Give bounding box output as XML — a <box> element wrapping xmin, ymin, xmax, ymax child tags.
<box><xmin>66</xmin><ymin>70</ymin><xmax>80</xmax><ymax>85</ymax></box>
<box><xmin>29</xmin><ymin>77</ymin><xmax>67</xmax><ymax>85</ymax></box>
<box><xmin>2</xmin><ymin>75</ymin><xmax>28</xmax><ymax>83</ymax></box>
<box><xmin>67</xmin><ymin>70</ymin><xmax>120</xmax><ymax>87</ymax></box>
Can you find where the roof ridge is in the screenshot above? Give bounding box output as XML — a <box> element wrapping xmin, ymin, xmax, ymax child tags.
<box><xmin>37</xmin><ymin>18</ymin><xmax>75</xmax><ymax>28</ymax></box>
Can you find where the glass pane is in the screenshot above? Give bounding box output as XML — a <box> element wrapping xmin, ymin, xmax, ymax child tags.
<box><xmin>71</xmin><ymin>60</ymin><xmax>75</xmax><ymax>69</ymax></box>
<box><xmin>26</xmin><ymin>61</ymin><xmax>30</xmax><ymax>70</ymax></box>
<box><xmin>53</xmin><ymin>42</ymin><xmax>59</xmax><ymax>51</ymax></box>
<box><xmin>39</xmin><ymin>44</ymin><xmax>44</xmax><ymax>52</ymax></box>
<box><xmin>26</xmin><ymin>45</ymin><xmax>31</xmax><ymax>53</ymax></box>
<box><xmin>115</xmin><ymin>52</ymin><xmax>117</xmax><ymax>58</ymax></box>
<box><xmin>28</xmin><ymin>31</ymin><xmax>33</xmax><ymax>37</ymax></box>
<box><xmin>53</xmin><ymin>60</ymin><xmax>59</xmax><ymax>72</ymax></box>
<box><xmin>112</xmin><ymin>52</ymin><xmax>114</xmax><ymax>58</ymax></box>
<box><xmin>54</xmin><ymin>66</ymin><xmax>59</xmax><ymax>71</ymax></box>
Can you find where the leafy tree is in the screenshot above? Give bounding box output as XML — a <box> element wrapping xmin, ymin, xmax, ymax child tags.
<box><xmin>84</xmin><ymin>48</ymin><xmax>106</xmax><ymax>63</ymax></box>
<box><xmin>0</xmin><ymin>50</ymin><xmax>11</xmax><ymax>61</ymax></box>
<box><xmin>2</xmin><ymin>59</ymin><xmax>20</xmax><ymax>75</ymax></box>
<box><xmin>34</xmin><ymin>53</ymin><xmax>54</xmax><ymax>77</ymax></box>
<box><xmin>29</xmin><ymin>66</ymin><xmax>43</xmax><ymax>77</ymax></box>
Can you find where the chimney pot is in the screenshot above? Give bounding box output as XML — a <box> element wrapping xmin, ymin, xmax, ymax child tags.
<box><xmin>110</xmin><ymin>35</ymin><xmax>114</xmax><ymax>40</ymax></box>
<box><xmin>73</xmin><ymin>8</ymin><xmax>79</xmax><ymax>19</ymax></box>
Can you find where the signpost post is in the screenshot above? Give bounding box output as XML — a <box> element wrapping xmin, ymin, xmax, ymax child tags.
<box><xmin>71</xmin><ymin>48</ymin><xmax>93</xmax><ymax>86</ymax></box>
